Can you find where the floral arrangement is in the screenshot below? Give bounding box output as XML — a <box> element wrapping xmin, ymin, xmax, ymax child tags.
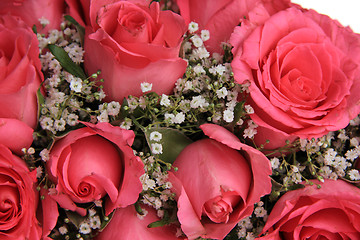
<box><xmin>1</xmin><ymin>0</ymin><xmax>360</xmax><ymax>239</ymax></box>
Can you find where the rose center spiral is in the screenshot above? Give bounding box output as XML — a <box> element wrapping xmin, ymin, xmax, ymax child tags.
<box><xmin>203</xmin><ymin>194</ymin><xmax>241</xmax><ymax>223</ymax></box>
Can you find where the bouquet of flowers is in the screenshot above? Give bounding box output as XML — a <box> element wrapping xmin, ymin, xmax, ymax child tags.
<box><xmin>1</xmin><ymin>0</ymin><xmax>360</xmax><ymax>239</ymax></box>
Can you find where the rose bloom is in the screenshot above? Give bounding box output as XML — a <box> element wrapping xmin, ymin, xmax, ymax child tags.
<box><xmin>259</xmin><ymin>179</ymin><xmax>360</xmax><ymax>239</ymax></box>
<box><xmin>96</xmin><ymin>205</ymin><xmax>182</xmax><ymax>240</ymax></box>
<box><xmin>0</xmin><ymin>118</ymin><xmax>42</xmax><ymax>240</ymax></box>
<box><xmin>0</xmin><ymin>15</ymin><xmax>43</xmax><ymax>129</ymax></box>
<box><xmin>230</xmin><ymin>5</ymin><xmax>360</xmax><ymax>150</ymax></box>
<box><xmin>0</xmin><ymin>0</ymin><xmax>65</xmax><ymax>32</ymax></box>
<box><xmin>169</xmin><ymin>124</ymin><xmax>272</xmax><ymax>239</ymax></box>
<box><xmin>176</xmin><ymin>0</ymin><xmax>290</xmax><ymax>53</ymax></box>
<box><xmin>83</xmin><ymin>0</ymin><xmax>187</xmax><ymax>102</ymax></box>
<box><xmin>46</xmin><ymin>122</ymin><xmax>144</xmax><ymax>216</ymax></box>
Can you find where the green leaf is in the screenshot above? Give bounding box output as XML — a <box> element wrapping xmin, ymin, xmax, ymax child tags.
<box><xmin>232</xmin><ymin>101</ymin><xmax>245</xmax><ymax>125</ymax></box>
<box><xmin>134</xmin><ymin>201</ymin><xmax>143</xmax><ymax>215</ymax></box>
<box><xmin>37</xmin><ymin>84</ymin><xmax>45</xmax><ymax>113</ymax></box>
<box><xmin>147</xmin><ymin>218</ymin><xmax>169</xmax><ymax>228</ymax></box>
<box><xmin>32</xmin><ymin>24</ymin><xmax>37</xmax><ymax>34</ymax></box>
<box><xmin>64</xmin><ymin>15</ymin><xmax>85</xmax><ymax>46</ymax></box>
<box><xmin>100</xmin><ymin>211</ymin><xmax>114</xmax><ymax>230</ymax></box>
<box><xmin>47</xmin><ymin>44</ymin><xmax>87</xmax><ymax>79</ymax></box>
<box><xmin>144</xmin><ymin>127</ymin><xmax>193</xmax><ymax>164</ymax></box>
<box><xmin>36</xmin><ymin>82</ymin><xmax>46</xmax><ymax>131</ymax></box>
<box><xmin>120</xmin><ymin>98</ymin><xmax>129</xmax><ymax>119</ymax></box>
<box><xmin>147</xmin><ymin>210</ymin><xmax>170</xmax><ymax>228</ymax></box>
<box><xmin>288</xmin><ymin>183</ymin><xmax>305</xmax><ymax>191</ymax></box>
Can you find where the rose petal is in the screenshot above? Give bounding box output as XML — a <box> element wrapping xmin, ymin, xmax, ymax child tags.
<box><xmin>85</xmin><ymin>33</ymin><xmax>187</xmax><ymax>102</ymax></box>
<box><xmin>0</xmin><ymin>0</ymin><xmax>65</xmax><ymax>33</ymax></box>
<box><xmin>260</xmin><ymin>180</ymin><xmax>360</xmax><ymax>239</ymax></box>
<box><xmin>39</xmin><ymin>188</ymin><xmax>59</xmax><ymax>237</ymax></box>
<box><xmin>200</xmin><ymin>123</ymin><xmax>242</xmax><ymax>150</ymax></box>
<box><xmin>96</xmin><ymin>204</ymin><xmax>180</xmax><ymax>240</ymax></box>
<box><xmin>0</xmin><ymin>118</ymin><xmax>33</xmax><ymax>155</ymax></box>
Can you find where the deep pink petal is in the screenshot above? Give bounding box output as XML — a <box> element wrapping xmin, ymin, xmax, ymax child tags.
<box><xmin>0</xmin><ymin>118</ymin><xmax>33</xmax><ymax>155</ymax></box>
<box><xmin>200</xmin><ymin>123</ymin><xmax>242</xmax><ymax>150</ymax></box>
<box><xmin>40</xmin><ymin>188</ymin><xmax>59</xmax><ymax>238</ymax></box>
<box><xmin>96</xmin><ymin>204</ymin><xmax>181</xmax><ymax>240</ymax></box>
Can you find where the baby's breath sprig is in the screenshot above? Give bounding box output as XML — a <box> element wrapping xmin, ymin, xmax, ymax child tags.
<box><xmin>299</xmin><ymin>121</ymin><xmax>360</xmax><ymax>183</ymax></box>
<box><xmin>223</xmin><ymin>201</ymin><xmax>268</xmax><ymax>240</ymax></box>
<box><xmin>135</xmin><ymin>152</ymin><xmax>178</xmax><ymax>228</ymax></box>
<box><xmin>267</xmin><ymin>114</ymin><xmax>360</xmax><ymax>207</ymax></box>
<box><xmin>122</xmin><ymin>24</ymin><xmax>252</xmax><ymax>142</ymax></box>
<box><xmin>37</xmin><ymin>18</ymin><xmax>109</xmax><ymax>138</ymax></box>
<box><xmin>48</xmin><ymin>203</ymin><xmax>111</xmax><ymax>240</ymax></box>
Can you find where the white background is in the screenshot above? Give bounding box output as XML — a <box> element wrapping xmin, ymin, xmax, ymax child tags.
<box><xmin>291</xmin><ymin>0</ymin><xmax>360</xmax><ymax>33</ymax></box>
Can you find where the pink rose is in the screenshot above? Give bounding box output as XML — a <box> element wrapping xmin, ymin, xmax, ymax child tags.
<box><xmin>84</xmin><ymin>0</ymin><xmax>187</xmax><ymax>102</ymax></box>
<box><xmin>0</xmin><ymin>119</ymin><xmax>42</xmax><ymax>240</ymax></box>
<box><xmin>231</xmin><ymin>6</ymin><xmax>360</xmax><ymax>150</ymax></box>
<box><xmin>169</xmin><ymin>124</ymin><xmax>272</xmax><ymax>239</ymax></box>
<box><xmin>96</xmin><ymin>205</ymin><xmax>182</xmax><ymax>240</ymax></box>
<box><xmin>46</xmin><ymin>122</ymin><xmax>144</xmax><ymax>216</ymax></box>
<box><xmin>0</xmin><ymin>15</ymin><xmax>43</xmax><ymax>129</ymax></box>
<box><xmin>176</xmin><ymin>0</ymin><xmax>290</xmax><ymax>53</ymax></box>
<box><xmin>259</xmin><ymin>179</ymin><xmax>360</xmax><ymax>239</ymax></box>
<box><xmin>0</xmin><ymin>0</ymin><xmax>65</xmax><ymax>32</ymax></box>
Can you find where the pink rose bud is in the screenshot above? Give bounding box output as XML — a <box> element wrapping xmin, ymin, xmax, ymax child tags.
<box><xmin>46</xmin><ymin>122</ymin><xmax>144</xmax><ymax>217</ymax></box>
<box><xmin>169</xmin><ymin>124</ymin><xmax>272</xmax><ymax>239</ymax></box>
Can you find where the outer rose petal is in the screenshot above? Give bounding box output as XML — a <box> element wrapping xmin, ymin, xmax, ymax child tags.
<box><xmin>168</xmin><ymin>172</ymin><xmax>206</xmax><ymax>239</ymax></box>
<box><xmin>0</xmin><ymin>0</ymin><xmax>65</xmax><ymax>32</ymax></box>
<box><xmin>259</xmin><ymin>180</ymin><xmax>360</xmax><ymax>239</ymax></box>
<box><xmin>0</xmin><ymin>68</ymin><xmax>41</xmax><ymax>129</ymax></box>
<box><xmin>65</xmin><ymin>0</ymin><xmax>91</xmax><ymax>26</ymax></box>
<box><xmin>176</xmin><ymin>0</ymin><xmax>290</xmax><ymax>53</ymax></box>
<box><xmin>0</xmin><ymin>118</ymin><xmax>33</xmax><ymax>155</ymax></box>
<box><xmin>84</xmin><ymin>32</ymin><xmax>187</xmax><ymax>102</ymax></box>
<box><xmin>95</xmin><ymin>205</ymin><xmax>181</xmax><ymax>240</ymax></box>
<box><xmin>39</xmin><ymin>188</ymin><xmax>59</xmax><ymax>239</ymax></box>
<box><xmin>200</xmin><ymin>123</ymin><xmax>242</xmax><ymax>150</ymax></box>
